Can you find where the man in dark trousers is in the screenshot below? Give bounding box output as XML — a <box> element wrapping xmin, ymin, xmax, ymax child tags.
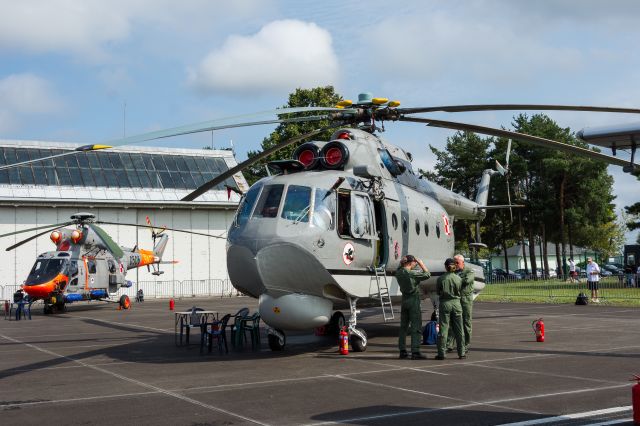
<box><xmin>436</xmin><ymin>258</ymin><xmax>465</xmax><ymax>360</ymax></box>
<box><xmin>447</xmin><ymin>254</ymin><xmax>475</xmax><ymax>353</ymax></box>
<box><xmin>396</xmin><ymin>255</ymin><xmax>430</xmax><ymax>360</ymax></box>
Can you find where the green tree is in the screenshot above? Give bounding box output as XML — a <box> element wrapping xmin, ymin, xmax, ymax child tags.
<box><xmin>243</xmin><ymin>86</ymin><xmax>343</xmax><ymax>185</ymax></box>
<box><xmin>625</xmin><ymin>170</ymin><xmax>640</xmax><ymax>242</ymax></box>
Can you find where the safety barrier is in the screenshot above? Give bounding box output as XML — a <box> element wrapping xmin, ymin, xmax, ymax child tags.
<box><xmin>0</xmin><ymin>279</ymin><xmax>239</xmax><ymax>301</ymax></box>
<box><xmin>481</xmin><ymin>274</ymin><xmax>640</xmax><ymax>301</ymax></box>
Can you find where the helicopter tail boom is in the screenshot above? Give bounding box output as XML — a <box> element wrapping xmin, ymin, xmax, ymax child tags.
<box><xmin>152</xmin><ymin>233</ymin><xmax>169</xmax><ymax>259</ymax></box>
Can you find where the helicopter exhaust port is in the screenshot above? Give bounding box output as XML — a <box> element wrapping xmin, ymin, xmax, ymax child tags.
<box><xmin>258</xmin><ymin>293</ymin><xmax>332</xmax><ymax>331</ymax></box>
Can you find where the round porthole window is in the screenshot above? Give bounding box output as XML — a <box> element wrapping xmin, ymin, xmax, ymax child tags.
<box><xmin>391</xmin><ymin>213</ymin><xmax>398</xmax><ymax>230</ymax></box>
<box><xmin>415</xmin><ymin>219</ymin><xmax>420</xmax><ymax>235</ymax></box>
<box><xmin>424</xmin><ymin>221</ymin><xmax>429</xmax><ymax>237</ymax></box>
<box><xmin>436</xmin><ymin>223</ymin><xmax>441</xmax><ymax>238</ymax></box>
<box><xmin>402</xmin><ymin>218</ymin><xmax>408</xmax><ymax>234</ymax></box>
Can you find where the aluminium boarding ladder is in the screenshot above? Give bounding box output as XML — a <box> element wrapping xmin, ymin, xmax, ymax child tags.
<box><xmin>370</xmin><ymin>265</ymin><xmax>394</xmax><ymax>321</ymax></box>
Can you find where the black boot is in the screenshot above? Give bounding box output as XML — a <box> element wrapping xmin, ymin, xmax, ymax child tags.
<box><xmin>399</xmin><ymin>350</ymin><xmax>408</xmax><ymax>359</ymax></box>
<box><xmin>411</xmin><ymin>352</ymin><xmax>427</xmax><ymax>360</ymax></box>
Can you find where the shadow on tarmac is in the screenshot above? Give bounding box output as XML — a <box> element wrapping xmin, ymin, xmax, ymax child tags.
<box><xmin>310</xmin><ymin>405</ymin><xmax>547</xmax><ymax>425</ymax></box>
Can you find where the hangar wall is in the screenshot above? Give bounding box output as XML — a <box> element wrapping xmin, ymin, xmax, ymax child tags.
<box><xmin>0</xmin><ymin>205</ymin><xmax>236</xmax><ymax>287</ymax></box>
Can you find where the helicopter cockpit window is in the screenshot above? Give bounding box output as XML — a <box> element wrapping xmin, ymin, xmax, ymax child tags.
<box><xmin>25</xmin><ymin>259</ymin><xmax>69</xmax><ymax>285</ymax></box>
<box><xmin>281</xmin><ymin>185</ymin><xmax>311</xmax><ymax>222</ymax></box>
<box><xmin>235</xmin><ymin>182</ymin><xmax>262</xmax><ymax>226</ymax></box>
<box><xmin>378</xmin><ymin>149</ymin><xmax>402</xmax><ymax>176</ymax></box>
<box><xmin>87</xmin><ymin>259</ymin><xmax>97</xmax><ymax>274</ymax></box>
<box><xmin>254</xmin><ymin>184</ymin><xmax>284</xmax><ymax>218</ymax></box>
<box><xmin>312</xmin><ymin>188</ymin><xmax>335</xmax><ymax>230</ymax></box>
<box><xmin>66</xmin><ymin>260</ymin><xmax>78</xmax><ymax>277</ymax></box>
<box><xmin>351</xmin><ymin>194</ymin><xmax>373</xmax><ymax>239</ymax></box>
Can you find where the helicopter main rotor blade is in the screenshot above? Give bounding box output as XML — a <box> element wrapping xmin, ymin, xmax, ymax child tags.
<box><xmin>399</xmin><ymin>116</ymin><xmax>636</xmax><ymax>169</ymax></box>
<box><xmin>0</xmin><ymin>221</ymin><xmax>74</xmax><ymax>239</ymax></box>
<box><xmin>95</xmin><ymin>221</ymin><xmax>227</xmax><ymax>240</ymax></box>
<box><xmin>0</xmin><ymin>107</ymin><xmax>345</xmax><ymax>171</ymax></box>
<box><xmin>398</xmin><ymin>104</ymin><xmax>640</xmax><ymax>115</ymax></box>
<box><xmin>182</xmin><ymin>124</ymin><xmax>343</xmax><ymax>202</ymax></box>
<box><xmin>88</xmin><ymin>223</ymin><xmax>124</xmax><ymax>259</ymax></box>
<box><xmin>5</xmin><ymin>224</ymin><xmax>71</xmax><ymax>251</ymax></box>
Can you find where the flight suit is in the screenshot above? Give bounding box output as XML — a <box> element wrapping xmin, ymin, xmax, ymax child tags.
<box><xmin>396</xmin><ymin>266</ymin><xmax>431</xmax><ymax>354</ymax></box>
<box><xmin>447</xmin><ymin>267</ymin><xmax>475</xmax><ymax>350</ymax></box>
<box><xmin>437</xmin><ymin>272</ymin><xmax>465</xmax><ymax>358</ymax></box>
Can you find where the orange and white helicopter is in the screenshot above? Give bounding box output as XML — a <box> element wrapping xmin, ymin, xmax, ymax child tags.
<box><xmin>0</xmin><ymin>213</ymin><xmax>221</xmax><ymax>314</ymax></box>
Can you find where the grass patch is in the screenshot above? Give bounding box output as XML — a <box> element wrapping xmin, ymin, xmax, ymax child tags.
<box><xmin>478</xmin><ymin>277</ymin><xmax>640</xmax><ymax>307</ymax></box>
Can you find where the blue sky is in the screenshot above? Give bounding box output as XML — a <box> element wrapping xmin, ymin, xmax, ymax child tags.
<box><xmin>0</xmin><ymin>0</ymin><xmax>638</xmax><ymax>242</ymax></box>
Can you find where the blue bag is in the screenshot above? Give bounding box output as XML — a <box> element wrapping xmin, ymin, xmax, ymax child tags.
<box><xmin>422</xmin><ymin>320</ymin><xmax>438</xmax><ymax>345</ymax></box>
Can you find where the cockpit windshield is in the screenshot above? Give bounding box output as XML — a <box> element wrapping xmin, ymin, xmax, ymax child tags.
<box><xmin>312</xmin><ymin>188</ymin><xmax>335</xmax><ymax>230</ymax></box>
<box><xmin>281</xmin><ymin>185</ymin><xmax>311</xmax><ymax>222</ymax></box>
<box><xmin>254</xmin><ymin>184</ymin><xmax>284</xmax><ymax>218</ymax></box>
<box><xmin>25</xmin><ymin>258</ymin><xmax>69</xmax><ymax>285</ymax></box>
<box><xmin>235</xmin><ymin>182</ymin><xmax>263</xmax><ymax>226</ymax></box>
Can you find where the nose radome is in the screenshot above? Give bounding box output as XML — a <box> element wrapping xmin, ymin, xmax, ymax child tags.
<box><xmin>226</xmin><ymin>243</ymin><xmax>265</xmax><ymax>298</ymax></box>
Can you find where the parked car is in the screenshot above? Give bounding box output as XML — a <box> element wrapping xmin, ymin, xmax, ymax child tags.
<box><xmin>491</xmin><ymin>268</ymin><xmax>524</xmax><ymax>280</ymax></box>
<box><xmin>515</xmin><ymin>268</ymin><xmax>556</xmax><ymax>279</ymax></box>
<box><xmin>603</xmin><ymin>264</ymin><xmax>623</xmax><ymax>275</ymax></box>
<box><xmin>600</xmin><ymin>264</ymin><xmax>624</xmax><ymax>277</ymax></box>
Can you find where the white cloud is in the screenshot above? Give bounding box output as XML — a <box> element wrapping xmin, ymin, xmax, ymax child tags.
<box><xmin>0</xmin><ymin>0</ymin><xmax>272</xmax><ymax>61</ymax></box>
<box><xmin>187</xmin><ymin>20</ymin><xmax>339</xmax><ymax>94</ymax></box>
<box><xmin>0</xmin><ymin>73</ymin><xmax>63</xmax><ymax>132</ymax></box>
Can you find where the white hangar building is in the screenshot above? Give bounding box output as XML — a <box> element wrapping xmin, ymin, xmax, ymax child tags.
<box><xmin>0</xmin><ymin>139</ymin><xmax>248</xmax><ymax>299</ymax></box>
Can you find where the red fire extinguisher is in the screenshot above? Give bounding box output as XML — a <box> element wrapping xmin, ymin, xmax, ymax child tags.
<box><xmin>169</xmin><ymin>298</ymin><xmax>175</xmax><ymax>311</ymax></box>
<box><xmin>339</xmin><ymin>326</ymin><xmax>349</xmax><ymax>355</ymax></box>
<box><xmin>632</xmin><ymin>374</ymin><xmax>640</xmax><ymax>425</ymax></box>
<box><xmin>532</xmin><ymin>318</ymin><xmax>545</xmax><ymax>342</ymax></box>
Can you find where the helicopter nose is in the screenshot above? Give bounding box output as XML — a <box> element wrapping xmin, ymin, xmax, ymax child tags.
<box><xmin>227</xmin><ymin>244</ymin><xmax>266</xmax><ymax>298</ymax></box>
<box><xmin>23</xmin><ymin>281</ymin><xmax>57</xmax><ymax>299</ymax></box>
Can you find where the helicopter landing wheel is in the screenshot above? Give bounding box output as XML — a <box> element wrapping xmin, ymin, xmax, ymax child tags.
<box><xmin>268</xmin><ymin>329</ymin><xmax>286</xmax><ymax>351</ymax></box>
<box><xmin>119</xmin><ymin>295</ymin><xmax>131</xmax><ymax>310</ymax></box>
<box><xmin>350</xmin><ymin>328</ymin><xmax>368</xmax><ymax>352</ymax></box>
<box><xmin>328</xmin><ymin>311</ymin><xmax>345</xmax><ymax>336</ymax></box>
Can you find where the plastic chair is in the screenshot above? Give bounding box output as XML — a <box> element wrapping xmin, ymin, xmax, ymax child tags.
<box><xmin>180</xmin><ymin>307</ymin><xmax>204</xmax><ymax>345</ymax></box>
<box><xmin>240</xmin><ymin>312</ymin><xmax>261</xmax><ymax>350</ymax></box>
<box><xmin>201</xmin><ymin>313</ymin><xmax>232</xmax><ymax>354</ymax></box>
<box><xmin>230</xmin><ymin>307</ymin><xmax>249</xmax><ymax>348</ymax></box>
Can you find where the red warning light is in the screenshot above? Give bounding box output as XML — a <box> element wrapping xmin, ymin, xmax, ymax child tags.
<box><xmin>50</xmin><ymin>231</ymin><xmax>61</xmax><ymax>244</ymax></box>
<box><xmin>71</xmin><ymin>230</ymin><xmax>83</xmax><ymax>244</ymax></box>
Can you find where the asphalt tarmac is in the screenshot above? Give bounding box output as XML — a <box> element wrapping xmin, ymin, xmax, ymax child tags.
<box><xmin>1</xmin><ymin>297</ymin><xmax>637</xmax><ymax>425</ymax></box>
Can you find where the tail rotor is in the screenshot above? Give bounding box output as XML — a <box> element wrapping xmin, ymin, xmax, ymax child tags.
<box><xmin>495</xmin><ymin>139</ymin><xmax>513</xmax><ymax>221</ymax></box>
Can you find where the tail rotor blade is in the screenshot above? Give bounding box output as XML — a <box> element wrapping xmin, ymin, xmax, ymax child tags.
<box><xmin>495</xmin><ymin>160</ymin><xmax>506</xmax><ymax>176</ymax></box>
<box><xmin>505</xmin><ymin>139</ymin><xmax>512</xmax><ymax>168</ymax></box>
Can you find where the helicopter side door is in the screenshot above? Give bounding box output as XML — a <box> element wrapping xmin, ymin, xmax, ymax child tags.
<box><xmin>66</xmin><ymin>260</ymin><xmax>81</xmax><ymax>291</ymax></box>
<box><xmin>337</xmin><ymin>190</ymin><xmax>376</xmax><ymax>269</ymax></box>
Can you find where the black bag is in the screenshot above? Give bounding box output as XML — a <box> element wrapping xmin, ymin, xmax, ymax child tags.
<box><xmin>575</xmin><ymin>292</ymin><xmax>588</xmax><ymax>305</ymax></box>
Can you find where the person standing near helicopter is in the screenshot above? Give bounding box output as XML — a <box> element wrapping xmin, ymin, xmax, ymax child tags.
<box><xmin>436</xmin><ymin>258</ymin><xmax>465</xmax><ymax>360</ymax></box>
<box><xmin>397</xmin><ymin>255</ymin><xmax>430</xmax><ymax>360</ymax></box>
<box><xmin>446</xmin><ymin>254</ymin><xmax>475</xmax><ymax>353</ymax></box>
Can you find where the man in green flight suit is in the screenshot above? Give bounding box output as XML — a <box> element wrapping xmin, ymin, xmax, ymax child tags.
<box><xmin>447</xmin><ymin>254</ymin><xmax>475</xmax><ymax>353</ymax></box>
<box><xmin>396</xmin><ymin>254</ymin><xmax>431</xmax><ymax>360</ymax></box>
<box><xmin>436</xmin><ymin>258</ymin><xmax>465</xmax><ymax>360</ymax></box>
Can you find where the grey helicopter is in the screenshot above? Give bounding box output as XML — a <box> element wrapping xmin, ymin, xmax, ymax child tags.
<box><xmin>2</xmin><ymin>93</ymin><xmax>638</xmax><ymax>349</ymax></box>
<box><xmin>0</xmin><ymin>213</ymin><xmax>223</xmax><ymax>314</ymax></box>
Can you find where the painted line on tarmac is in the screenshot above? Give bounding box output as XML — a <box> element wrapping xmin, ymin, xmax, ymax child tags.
<box><xmin>0</xmin><ymin>391</ymin><xmax>160</xmax><ymax>409</ymax></box>
<box><xmin>72</xmin><ymin>315</ymin><xmax>173</xmax><ymax>333</ymax></box>
<box><xmin>331</xmin><ymin>374</ymin><xmax>537</xmax><ymax>414</ymax></box>
<box><xmin>0</xmin><ymin>333</ymin><xmax>270</xmax><ymax>426</ymax></box>
<box><xmin>585</xmin><ymin>419</ymin><xmax>633</xmax><ymax>426</ymax></box>
<box><xmin>496</xmin><ymin>405</ymin><xmax>632</xmax><ymax>425</ymax></box>
<box><xmin>339</xmin><ymin>356</ymin><xmax>450</xmax><ymax>375</ymax></box>
<box><xmin>484</xmin><ymin>383</ymin><xmax>631</xmax><ymax>405</ymax></box>
<box><xmin>466</xmin><ymin>362</ymin><xmax>623</xmax><ymax>385</ymax></box>
<box><xmin>304</xmin><ymin>381</ymin><xmax>631</xmax><ymax>425</ymax></box>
